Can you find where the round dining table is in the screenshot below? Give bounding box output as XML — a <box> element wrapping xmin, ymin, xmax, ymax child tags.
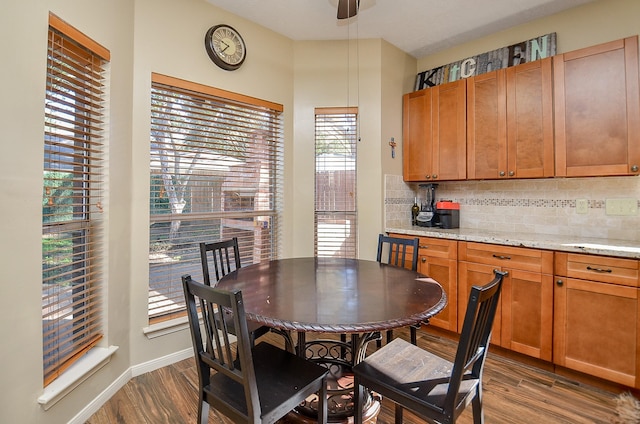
<box><xmin>217</xmin><ymin>257</ymin><xmax>446</xmax><ymax>423</ymax></box>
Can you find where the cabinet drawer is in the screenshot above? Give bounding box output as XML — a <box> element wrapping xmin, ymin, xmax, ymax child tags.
<box><xmin>388</xmin><ymin>234</ymin><xmax>457</xmax><ymax>260</ymax></box>
<box><xmin>459</xmin><ymin>241</ymin><xmax>553</xmax><ymax>273</ymax></box>
<box><xmin>555</xmin><ymin>252</ymin><xmax>639</xmax><ymax>287</ymax></box>
<box><xmin>417</xmin><ymin>237</ymin><xmax>457</xmax><ymax>260</ymax></box>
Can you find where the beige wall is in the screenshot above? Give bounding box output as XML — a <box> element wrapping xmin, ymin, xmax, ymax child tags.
<box><xmin>417</xmin><ymin>0</ymin><xmax>640</xmax><ymax>71</ymax></box>
<box><xmin>1</xmin><ymin>0</ymin><xmax>638</xmax><ymax>422</ymax></box>
<box><xmin>386</xmin><ymin>0</ymin><xmax>640</xmax><ymax>241</ymax></box>
<box><xmin>129</xmin><ymin>0</ymin><xmax>297</xmax><ymax>367</ymax></box>
<box><xmin>2</xmin><ymin>0</ymin><xmax>136</xmax><ymax>423</ymax></box>
<box><xmin>293</xmin><ymin>38</ymin><xmax>412</xmax><ymax>259</ymax></box>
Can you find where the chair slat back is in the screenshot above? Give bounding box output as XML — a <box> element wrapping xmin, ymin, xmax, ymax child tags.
<box><xmin>182</xmin><ymin>274</ymin><xmax>260</xmax><ymax>420</ymax></box>
<box><xmin>444</xmin><ymin>269</ymin><xmax>507</xmax><ymax>410</ymax></box>
<box><xmin>376</xmin><ymin>234</ymin><xmax>419</xmax><ymax>271</ymax></box>
<box><xmin>200</xmin><ymin>237</ymin><xmax>242</xmax><ymax>285</ymax></box>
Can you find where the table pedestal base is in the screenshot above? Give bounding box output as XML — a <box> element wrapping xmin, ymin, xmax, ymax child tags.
<box><xmin>282</xmin><ymin>393</ymin><xmax>380</xmax><ymax>424</ymax></box>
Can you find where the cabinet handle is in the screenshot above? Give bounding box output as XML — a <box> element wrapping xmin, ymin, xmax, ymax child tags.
<box><xmin>499</xmin><ymin>171</ymin><xmax>505</xmax><ymax>177</ymax></box>
<box><xmin>432</xmin><ymin>174</ymin><xmax>438</xmax><ymax>179</ymax></box>
<box><xmin>556</xmin><ymin>279</ymin><xmax>563</xmax><ymax>286</ymax></box>
<box><xmin>632</xmin><ymin>165</ymin><xmax>639</xmax><ymax>172</ymax></box>
<box><xmin>425</xmin><ymin>175</ymin><xmax>431</xmax><ymax>179</ymax></box>
<box><xmin>586</xmin><ymin>266</ymin><xmax>612</xmax><ymax>273</ymax></box>
<box><xmin>421</xmin><ymin>257</ymin><xmax>427</xmax><ymax>263</ymax></box>
<box><xmin>492</xmin><ymin>254</ymin><xmax>511</xmax><ymax>260</ymax></box>
<box><xmin>509</xmin><ymin>170</ymin><xmax>515</xmax><ymax>176</ymax></box>
<box><xmin>419</xmin><ymin>245</ymin><xmax>429</xmax><ymax>249</ymax></box>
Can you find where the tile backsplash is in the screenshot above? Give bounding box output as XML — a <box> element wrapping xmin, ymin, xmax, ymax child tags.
<box><xmin>385</xmin><ymin>174</ymin><xmax>640</xmax><ymax>241</ymax></box>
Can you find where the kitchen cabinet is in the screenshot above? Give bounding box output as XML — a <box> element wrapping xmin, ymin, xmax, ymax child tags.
<box><xmin>458</xmin><ymin>242</ymin><xmax>554</xmax><ymax>361</ymax></box>
<box><xmin>403</xmin><ymin>79</ymin><xmax>466</xmax><ymax>182</ymax></box>
<box><xmin>467</xmin><ymin>58</ymin><xmax>554</xmax><ymax>179</ymax></box>
<box><xmin>390</xmin><ymin>234</ymin><xmax>458</xmax><ymax>332</ymax></box>
<box><xmin>554</xmin><ymin>36</ymin><xmax>640</xmax><ymax>177</ymax></box>
<box><xmin>554</xmin><ymin>252</ymin><xmax>640</xmax><ymax>388</ymax></box>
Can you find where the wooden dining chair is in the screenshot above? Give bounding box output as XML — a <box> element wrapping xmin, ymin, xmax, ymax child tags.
<box><xmin>199</xmin><ymin>238</ymin><xmax>270</xmax><ymax>345</ymax></box>
<box><xmin>376</xmin><ymin>234</ymin><xmax>420</xmax><ymax>346</ymax></box>
<box><xmin>376</xmin><ymin>234</ymin><xmax>419</xmax><ymax>272</ymax></box>
<box><xmin>182</xmin><ymin>274</ymin><xmax>329</xmax><ymax>424</ymax></box>
<box><xmin>353</xmin><ymin>269</ymin><xmax>507</xmax><ymax>424</ymax></box>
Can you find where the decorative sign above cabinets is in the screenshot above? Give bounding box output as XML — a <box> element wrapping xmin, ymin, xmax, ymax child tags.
<box><xmin>414</xmin><ymin>33</ymin><xmax>556</xmax><ymax>91</ymax></box>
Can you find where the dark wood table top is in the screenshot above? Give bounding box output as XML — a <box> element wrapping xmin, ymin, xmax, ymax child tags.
<box><xmin>217</xmin><ymin>257</ymin><xmax>447</xmax><ymax>334</ymax></box>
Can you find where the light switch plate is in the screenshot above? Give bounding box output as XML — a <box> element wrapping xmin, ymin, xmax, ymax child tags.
<box><xmin>605</xmin><ymin>198</ymin><xmax>638</xmax><ymax>216</ymax></box>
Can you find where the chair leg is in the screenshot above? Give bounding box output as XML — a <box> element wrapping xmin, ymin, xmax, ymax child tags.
<box><xmin>353</xmin><ymin>377</ymin><xmax>364</xmax><ymax>424</ymax></box>
<box><xmin>394</xmin><ymin>404</ymin><xmax>403</xmax><ymax>424</ymax></box>
<box><xmin>198</xmin><ymin>395</ymin><xmax>209</xmax><ymax>424</ymax></box>
<box><xmin>410</xmin><ymin>325</ymin><xmax>417</xmax><ymax>345</ymax></box>
<box><xmin>472</xmin><ymin>385</ymin><xmax>484</xmax><ymax>424</ymax></box>
<box><xmin>386</xmin><ymin>329</ymin><xmax>393</xmax><ymax>344</ymax></box>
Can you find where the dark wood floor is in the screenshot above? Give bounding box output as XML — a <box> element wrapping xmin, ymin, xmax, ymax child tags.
<box><xmin>87</xmin><ymin>328</ymin><xmax>624</xmax><ymax>423</ymax></box>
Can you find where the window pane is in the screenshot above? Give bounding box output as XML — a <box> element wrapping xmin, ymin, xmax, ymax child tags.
<box><xmin>314</xmin><ymin>108</ymin><xmax>357</xmax><ymax>258</ymax></box>
<box><xmin>43</xmin><ymin>17</ymin><xmax>107</xmax><ymax>386</ymax></box>
<box><xmin>149</xmin><ymin>76</ymin><xmax>283</xmax><ymax>321</ymax></box>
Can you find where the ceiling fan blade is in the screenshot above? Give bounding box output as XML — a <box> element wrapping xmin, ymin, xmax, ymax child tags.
<box><xmin>337</xmin><ymin>0</ymin><xmax>359</xmax><ymax>19</ymax></box>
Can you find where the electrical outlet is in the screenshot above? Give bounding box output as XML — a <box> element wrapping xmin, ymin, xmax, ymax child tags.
<box><xmin>576</xmin><ymin>199</ymin><xmax>588</xmax><ymax>214</ymax></box>
<box><xmin>605</xmin><ymin>198</ymin><xmax>639</xmax><ymax>216</ymax></box>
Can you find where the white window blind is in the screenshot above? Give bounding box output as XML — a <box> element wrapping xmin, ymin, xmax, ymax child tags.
<box><xmin>42</xmin><ymin>14</ymin><xmax>109</xmax><ymax>386</ymax></box>
<box><xmin>149</xmin><ymin>74</ymin><xmax>283</xmax><ymax>321</ymax></box>
<box><xmin>314</xmin><ymin>107</ymin><xmax>358</xmax><ymax>258</ymax></box>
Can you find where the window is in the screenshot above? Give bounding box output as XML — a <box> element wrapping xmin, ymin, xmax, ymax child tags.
<box><xmin>42</xmin><ymin>14</ymin><xmax>109</xmax><ymax>386</ymax></box>
<box><xmin>149</xmin><ymin>74</ymin><xmax>283</xmax><ymax>321</ymax></box>
<box><xmin>314</xmin><ymin>107</ymin><xmax>358</xmax><ymax>258</ymax></box>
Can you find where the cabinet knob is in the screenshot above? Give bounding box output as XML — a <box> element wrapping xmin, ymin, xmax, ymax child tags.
<box><xmin>499</xmin><ymin>171</ymin><xmax>505</xmax><ymax>177</ymax></box>
<box><xmin>425</xmin><ymin>175</ymin><xmax>431</xmax><ymax>179</ymax></box>
<box><xmin>632</xmin><ymin>165</ymin><xmax>639</xmax><ymax>172</ymax></box>
<box><xmin>556</xmin><ymin>279</ymin><xmax>563</xmax><ymax>286</ymax></box>
<box><xmin>432</xmin><ymin>174</ymin><xmax>438</xmax><ymax>179</ymax></box>
<box><xmin>421</xmin><ymin>257</ymin><xmax>426</xmax><ymax>263</ymax></box>
<box><xmin>509</xmin><ymin>170</ymin><xmax>515</xmax><ymax>176</ymax></box>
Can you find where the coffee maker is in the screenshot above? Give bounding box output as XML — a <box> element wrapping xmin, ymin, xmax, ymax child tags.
<box><xmin>415</xmin><ymin>183</ymin><xmax>439</xmax><ymax>227</ymax></box>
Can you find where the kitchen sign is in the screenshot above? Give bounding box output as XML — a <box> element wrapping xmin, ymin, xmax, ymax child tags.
<box><xmin>414</xmin><ymin>33</ymin><xmax>557</xmax><ymax>91</ymax></box>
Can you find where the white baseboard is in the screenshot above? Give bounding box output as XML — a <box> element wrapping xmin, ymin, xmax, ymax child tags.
<box><xmin>131</xmin><ymin>347</ymin><xmax>193</xmax><ymax>377</ymax></box>
<box><xmin>68</xmin><ymin>348</ymin><xmax>193</xmax><ymax>424</ymax></box>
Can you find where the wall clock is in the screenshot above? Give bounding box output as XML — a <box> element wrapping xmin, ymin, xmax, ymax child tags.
<box><xmin>204</xmin><ymin>24</ymin><xmax>247</xmax><ymax>71</ymax></box>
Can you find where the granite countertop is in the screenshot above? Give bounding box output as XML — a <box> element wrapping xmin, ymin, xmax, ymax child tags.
<box><xmin>386</xmin><ymin>224</ymin><xmax>640</xmax><ymax>259</ymax></box>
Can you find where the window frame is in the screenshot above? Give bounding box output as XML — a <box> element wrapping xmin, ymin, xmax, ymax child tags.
<box><xmin>314</xmin><ymin>107</ymin><xmax>358</xmax><ymax>258</ymax></box>
<box><xmin>148</xmin><ymin>73</ymin><xmax>284</xmax><ymax>322</ymax></box>
<box><xmin>42</xmin><ymin>13</ymin><xmax>109</xmax><ymax>386</ymax></box>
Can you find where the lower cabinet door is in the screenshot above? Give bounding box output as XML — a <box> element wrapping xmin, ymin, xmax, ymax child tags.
<box><xmin>458</xmin><ymin>261</ymin><xmax>501</xmax><ymax>345</ymax></box>
<box><xmin>501</xmin><ymin>269</ymin><xmax>553</xmax><ymax>361</ymax></box>
<box><xmin>420</xmin><ymin>256</ymin><xmax>457</xmax><ymax>331</ymax></box>
<box><xmin>554</xmin><ymin>277</ymin><xmax>639</xmax><ymax>387</ymax></box>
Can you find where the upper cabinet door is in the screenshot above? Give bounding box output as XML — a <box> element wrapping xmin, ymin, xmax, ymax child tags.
<box><xmin>506</xmin><ymin>58</ymin><xmax>554</xmax><ymax>178</ymax></box>
<box><xmin>403</xmin><ymin>89</ymin><xmax>432</xmax><ymax>181</ymax></box>
<box><xmin>467</xmin><ymin>69</ymin><xmax>507</xmax><ymax>179</ymax></box>
<box><xmin>431</xmin><ymin>79</ymin><xmax>467</xmax><ymax>181</ymax></box>
<box><xmin>403</xmin><ymin>80</ymin><xmax>466</xmax><ymax>182</ymax></box>
<box><xmin>554</xmin><ymin>36</ymin><xmax>640</xmax><ymax>177</ymax></box>
<box><xmin>467</xmin><ymin>58</ymin><xmax>553</xmax><ymax>180</ymax></box>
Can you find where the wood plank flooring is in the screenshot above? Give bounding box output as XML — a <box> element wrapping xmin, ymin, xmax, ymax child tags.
<box><xmin>87</xmin><ymin>328</ymin><xmax>625</xmax><ymax>423</ymax></box>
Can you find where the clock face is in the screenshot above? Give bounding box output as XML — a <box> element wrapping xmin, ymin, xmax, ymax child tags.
<box><xmin>204</xmin><ymin>24</ymin><xmax>246</xmax><ymax>71</ymax></box>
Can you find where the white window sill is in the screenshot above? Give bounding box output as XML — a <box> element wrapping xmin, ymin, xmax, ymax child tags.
<box><xmin>38</xmin><ymin>345</ymin><xmax>119</xmax><ymax>410</ymax></box>
<box><xmin>142</xmin><ymin>316</ymin><xmax>190</xmax><ymax>339</ymax></box>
